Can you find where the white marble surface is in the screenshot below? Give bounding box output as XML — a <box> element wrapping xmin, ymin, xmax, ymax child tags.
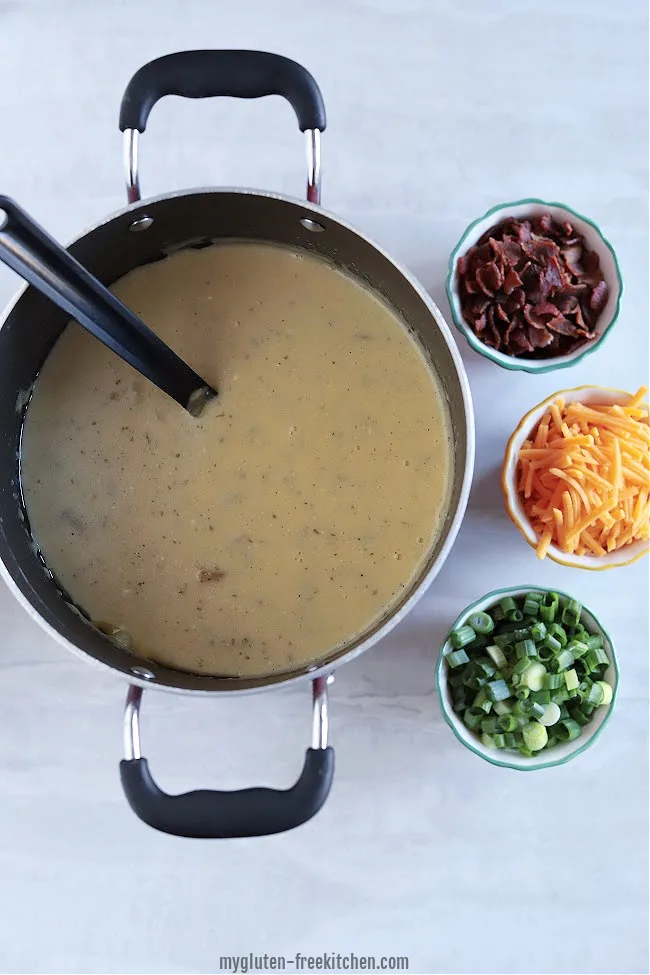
<box><xmin>0</xmin><ymin>2</ymin><xmax>648</xmax><ymax>973</ymax></box>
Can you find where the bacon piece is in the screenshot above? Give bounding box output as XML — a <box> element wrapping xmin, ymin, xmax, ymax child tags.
<box><xmin>476</xmin><ymin>262</ymin><xmax>503</xmax><ymax>296</ymax></box>
<box><xmin>503</xmin><ymin>268</ymin><xmax>523</xmax><ymax>295</ymax></box>
<box><xmin>455</xmin><ymin>212</ymin><xmax>608</xmax><ymax>359</ymax></box>
<box><xmin>590</xmin><ymin>280</ymin><xmax>609</xmax><ymax>312</ymax></box>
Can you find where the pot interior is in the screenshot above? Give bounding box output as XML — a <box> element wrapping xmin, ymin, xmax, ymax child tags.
<box><xmin>0</xmin><ymin>190</ymin><xmax>471</xmax><ymax>691</ymax></box>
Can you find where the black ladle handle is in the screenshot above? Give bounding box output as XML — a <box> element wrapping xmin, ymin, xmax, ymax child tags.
<box><xmin>0</xmin><ymin>195</ymin><xmax>216</xmax><ymax>415</ymax></box>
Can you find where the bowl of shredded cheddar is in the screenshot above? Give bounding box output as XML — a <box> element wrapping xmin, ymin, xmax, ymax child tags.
<box><xmin>502</xmin><ymin>385</ymin><xmax>649</xmax><ymax>569</ymax></box>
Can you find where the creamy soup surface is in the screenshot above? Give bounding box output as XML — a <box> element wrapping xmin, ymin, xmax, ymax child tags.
<box><xmin>20</xmin><ymin>242</ymin><xmax>452</xmax><ymax>677</ymax></box>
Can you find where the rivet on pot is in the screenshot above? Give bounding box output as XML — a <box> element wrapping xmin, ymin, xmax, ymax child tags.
<box><xmin>300</xmin><ymin>217</ymin><xmax>325</xmax><ymax>233</ymax></box>
<box><xmin>131</xmin><ymin>665</ymin><xmax>155</xmax><ymax>680</ymax></box>
<box><xmin>128</xmin><ymin>215</ymin><xmax>154</xmax><ymax>233</ymax></box>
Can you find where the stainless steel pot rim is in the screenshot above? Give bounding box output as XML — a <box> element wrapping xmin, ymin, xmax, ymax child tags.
<box><xmin>0</xmin><ymin>185</ymin><xmax>475</xmax><ymax>696</ymax></box>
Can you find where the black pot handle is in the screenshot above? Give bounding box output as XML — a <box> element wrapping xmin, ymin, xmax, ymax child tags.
<box><xmin>119</xmin><ymin>678</ymin><xmax>335</xmax><ymax>838</ymax></box>
<box><xmin>119</xmin><ymin>50</ymin><xmax>326</xmax><ymax>134</ymax></box>
<box><xmin>118</xmin><ymin>50</ymin><xmax>325</xmax><ymax>204</ymax></box>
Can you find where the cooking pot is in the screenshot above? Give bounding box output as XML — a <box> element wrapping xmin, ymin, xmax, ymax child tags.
<box><xmin>0</xmin><ymin>51</ymin><xmax>474</xmax><ymax>838</ymax></box>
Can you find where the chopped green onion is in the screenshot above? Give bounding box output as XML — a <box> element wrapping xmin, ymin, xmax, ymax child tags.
<box><xmin>444</xmin><ymin>592</ymin><xmax>609</xmax><ymax>757</ymax></box>
<box><xmin>475</xmin><ymin>657</ymin><xmax>497</xmax><ymax>678</ymax></box>
<box><xmin>524</xmin><ymin>591</ymin><xmax>543</xmax><ymax>604</ymax></box>
<box><xmin>468</xmin><ymin>611</ymin><xmax>495</xmax><ymax>634</ymax></box>
<box><xmin>564</xmin><ymin>669</ymin><xmax>580</xmax><ymax>692</ymax></box>
<box><xmin>514</xmin><ymin>697</ymin><xmax>534</xmax><ymax>714</ymax></box>
<box><xmin>512</xmin><ymin>656</ymin><xmax>534</xmax><ymax>677</ymax></box>
<box><xmin>486</xmin><ymin>679</ymin><xmax>511</xmax><ymax>702</ymax></box>
<box><xmin>498</xmin><ymin>713</ymin><xmax>518</xmax><ymax>732</ymax></box>
<box><xmin>539</xmin><ymin>591</ymin><xmax>559</xmax><ymax>623</ymax></box>
<box><xmin>530</xmin><ymin>621</ymin><xmax>547</xmax><ymax>642</ymax></box>
<box><xmin>547</xmin><ymin>623</ymin><xmax>567</xmax><ymax>646</ymax></box>
<box><xmin>522</xmin><ymin>721</ymin><xmax>548</xmax><ymax>751</ymax></box>
<box><xmin>585</xmin><ymin>646</ymin><xmax>609</xmax><ymax>671</ymax></box>
<box><xmin>513</xmin><ymin>626</ymin><xmax>532</xmax><ymax>641</ymax></box>
<box><xmin>523</xmin><ymin>594</ymin><xmax>541</xmax><ymax>617</ymax></box>
<box><xmin>594</xmin><ymin>680</ymin><xmax>613</xmax><ymax>706</ymax></box>
<box><xmin>539</xmin><ymin>702</ymin><xmax>561</xmax><ymax>726</ymax></box>
<box><xmin>578</xmin><ymin>677</ymin><xmax>593</xmax><ymax>696</ymax></box>
<box><xmin>492</xmin><ymin>700</ymin><xmax>512</xmax><ymax>716</ymax></box>
<box><xmin>551</xmin><ymin>649</ymin><xmax>575</xmax><ymax>672</ymax></box>
<box><xmin>445</xmin><ymin>649</ymin><xmax>470</xmax><ymax>669</ymax></box>
<box><xmin>570</xmin><ymin>624</ymin><xmax>589</xmax><ymax>642</ymax></box>
<box><xmin>515</xmin><ymin>639</ymin><xmax>537</xmax><ymax>659</ymax></box>
<box><xmin>450</xmin><ymin>625</ymin><xmax>476</xmax><ymax>649</ymax></box>
<box><xmin>480</xmin><ymin>715</ymin><xmax>499</xmax><ymax>734</ymax></box>
<box><xmin>543</xmin><ymin>673</ymin><xmax>564</xmax><ymax>690</ymax></box>
<box><xmin>537</xmin><ymin>644</ymin><xmax>555</xmax><ymax>663</ymax></box>
<box><xmin>556</xmin><ymin>718</ymin><xmax>581</xmax><ymax>741</ymax></box>
<box><xmin>561</xmin><ymin>598</ymin><xmax>582</xmax><ymax>627</ymax></box>
<box><xmin>568</xmin><ymin>707</ymin><xmax>591</xmax><ymax>726</ymax></box>
<box><xmin>567</xmin><ymin>639</ymin><xmax>589</xmax><ymax>659</ymax></box>
<box><xmin>586</xmin><ymin>683</ymin><xmax>605</xmax><ymax>706</ymax></box>
<box><xmin>521</xmin><ymin>662</ymin><xmax>547</xmax><ymax>692</ymax></box>
<box><xmin>542</xmin><ymin>634</ymin><xmax>562</xmax><ymax>655</ymax></box>
<box><xmin>586</xmin><ymin>634</ymin><xmax>604</xmax><ymax>651</ymax></box>
<box><xmin>473</xmin><ymin>688</ymin><xmax>492</xmax><ymax>713</ymax></box>
<box><xmin>463</xmin><ymin>673</ymin><xmax>487</xmax><ymax>690</ymax></box>
<box><xmin>527</xmin><ymin>701</ymin><xmax>546</xmax><ymax>719</ymax></box>
<box><xmin>463</xmin><ymin>707</ymin><xmax>484</xmax><ymax>730</ymax></box>
<box><xmin>486</xmin><ymin>644</ymin><xmax>507</xmax><ymax>669</ymax></box>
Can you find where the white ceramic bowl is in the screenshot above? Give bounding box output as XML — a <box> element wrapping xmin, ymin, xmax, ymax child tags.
<box><xmin>436</xmin><ymin>585</ymin><xmax>618</xmax><ymax>770</ymax></box>
<box><xmin>502</xmin><ymin>385</ymin><xmax>649</xmax><ymax>570</ymax></box>
<box><xmin>446</xmin><ymin>199</ymin><xmax>623</xmax><ymax>373</ymax></box>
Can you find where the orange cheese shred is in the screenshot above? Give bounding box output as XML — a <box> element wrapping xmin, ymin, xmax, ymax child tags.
<box><xmin>515</xmin><ymin>388</ymin><xmax>649</xmax><ymax>558</ymax></box>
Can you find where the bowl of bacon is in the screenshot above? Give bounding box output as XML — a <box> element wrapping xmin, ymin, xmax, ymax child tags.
<box><xmin>502</xmin><ymin>386</ymin><xmax>649</xmax><ymax>569</ymax></box>
<box><xmin>446</xmin><ymin>199</ymin><xmax>622</xmax><ymax>372</ymax></box>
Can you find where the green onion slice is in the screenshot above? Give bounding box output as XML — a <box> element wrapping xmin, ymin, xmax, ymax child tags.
<box><xmin>445</xmin><ymin>649</ymin><xmax>470</xmax><ymax>669</ymax></box>
<box><xmin>450</xmin><ymin>625</ymin><xmax>476</xmax><ymax>649</ymax></box>
<box><xmin>522</xmin><ymin>721</ymin><xmax>548</xmax><ymax>751</ymax></box>
<box><xmin>468</xmin><ymin>611</ymin><xmax>495</xmax><ymax>634</ymax></box>
<box><xmin>556</xmin><ymin>718</ymin><xmax>581</xmax><ymax>741</ymax></box>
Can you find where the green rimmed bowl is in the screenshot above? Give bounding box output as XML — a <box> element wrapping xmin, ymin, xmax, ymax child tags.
<box><xmin>446</xmin><ymin>199</ymin><xmax>623</xmax><ymax>373</ymax></box>
<box><xmin>436</xmin><ymin>585</ymin><xmax>618</xmax><ymax>770</ymax></box>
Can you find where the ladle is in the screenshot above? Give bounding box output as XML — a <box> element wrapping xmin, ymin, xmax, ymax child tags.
<box><xmin>0</xmin><ymin>196</ymin><xmax>216</xmax><ymax>415</ymax></box>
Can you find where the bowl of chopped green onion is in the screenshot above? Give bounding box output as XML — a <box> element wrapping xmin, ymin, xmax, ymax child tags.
<box><xmin>436</xmin><ymin>586</ymin><xmax>618</xmax><ymax>769</ymax></box>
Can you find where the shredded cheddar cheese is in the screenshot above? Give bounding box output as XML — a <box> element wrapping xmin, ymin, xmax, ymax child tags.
<box><xmin>517</xmin><ymin>388</ymin><xmax>650</xmax><ymax>558</ymax></box>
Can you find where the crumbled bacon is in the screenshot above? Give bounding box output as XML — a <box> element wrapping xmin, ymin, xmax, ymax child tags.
<box><xmin>456</xmin><ymin>212</ymin><xmax>608</xmax><ymax>358</ymax></box>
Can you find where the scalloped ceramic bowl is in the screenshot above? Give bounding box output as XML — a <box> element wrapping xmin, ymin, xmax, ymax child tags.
<box><xmin>436</xmin><ymin>585</ymin><xmax>618</xmax><ymax>770</ymax></box>
<box><xmin>502</xmin><ymin>386</ymin><xmax>649</xmax><ymax>570</ymax></box>
<box><xmin>446</xmin><ymin>199</ymin><xmax>623</xmax><ymax>373</ymax></box>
